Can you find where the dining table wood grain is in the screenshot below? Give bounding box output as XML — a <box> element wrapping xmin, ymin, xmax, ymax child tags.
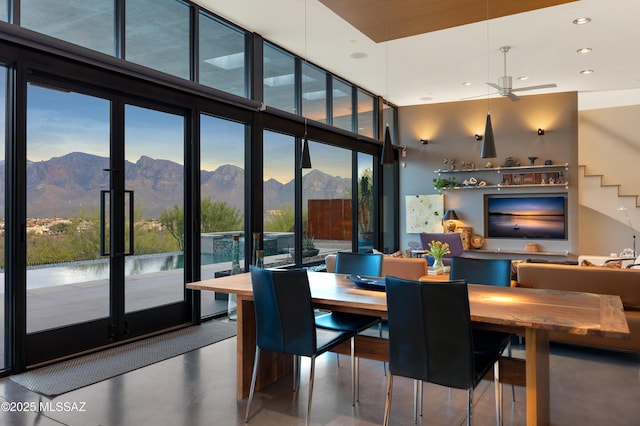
<box><xmin>187</xmin><ymin>270</ymin><xmax>629</xmax><ymax>426</ymax></box>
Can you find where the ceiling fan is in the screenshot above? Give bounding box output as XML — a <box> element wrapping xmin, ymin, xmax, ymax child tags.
<box><xmin>463</xmin><ymin>46</ymin><xmax>558</xmax><ymax>102</ymax></box>
<box><xmin>487</xmin><ymin>46</ymin><xmax>557</xmax><ymax>102</ymax></box>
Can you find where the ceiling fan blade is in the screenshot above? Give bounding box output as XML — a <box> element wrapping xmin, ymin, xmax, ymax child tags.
<box><xmin>506</xmin><ymin>92</ymin><xmax>521</xmax><ymax>102</ymax></box>
<box><xmin>486</xmin><ymin>82</ymin><xmax>502</xmax><ymax>90</ymax></box>
<box><xmin>511</xmin><ymin>83</ymin><xmax>557</xmax><ymax>92</ymax></box>
<box><xmin>460</xmin><ymin>92</ymin><xmax>498</xmax><ymax>100</ymax></box>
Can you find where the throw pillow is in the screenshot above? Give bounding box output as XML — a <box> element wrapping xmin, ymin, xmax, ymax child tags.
<box><xmin>580</xmin><ymin>259</ymin><xmax>622</xmax><ymax>268</ymax></box>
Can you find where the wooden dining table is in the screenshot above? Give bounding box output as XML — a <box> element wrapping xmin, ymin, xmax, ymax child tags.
<box><xmin>187</xmin><ymin>270</ymin><xmax>630</xmax><ymax>426</ymax></box>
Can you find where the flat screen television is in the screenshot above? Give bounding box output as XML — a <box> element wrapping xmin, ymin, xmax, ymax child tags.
<box><xmin>485</xmin><ymin>194</ymin><xmax>567</xmax><ymax>239</ymax></box>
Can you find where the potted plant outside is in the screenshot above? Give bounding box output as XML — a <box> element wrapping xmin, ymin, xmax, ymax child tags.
<box><xmin>302</xmin><ymin>235</ymin><xmax>319</xmax><ymax>258</ymax></box>
<box><xmin>358</xmin><ymin>169</ymin><xmax>374</xmax><ymax>249</ymax></box>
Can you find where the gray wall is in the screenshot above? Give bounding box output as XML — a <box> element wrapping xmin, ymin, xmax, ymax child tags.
<box><xmin>397</xmin><ymin>92</ymin><xmax>579</xmax><ymax>259</ymax></box>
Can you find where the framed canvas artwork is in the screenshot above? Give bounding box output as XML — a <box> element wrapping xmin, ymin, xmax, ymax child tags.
<box><xmin>405</xmin><ymin>194</ymin><xmax>444</xmax><ymax>233</ymax></box>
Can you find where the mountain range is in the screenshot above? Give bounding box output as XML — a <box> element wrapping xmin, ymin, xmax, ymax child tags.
<box><xmin>0</xmin><ymin>152</ymin><xmax>352</xmax><ymax>218</ymax></box>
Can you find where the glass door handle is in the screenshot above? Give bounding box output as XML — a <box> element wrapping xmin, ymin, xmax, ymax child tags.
<box><xmin>100</xmin><ymin>190</ymin><xmax>109</xmax><ymax>256</ymax></box>
<box><xmin>100</xmin><ymin>190</ymin><xmax>134</xmax><ymax>256</ymax></box>
<box><xmin>125</xmin><ymin>190</ymin><xmax>134</xmax><ymax>256</ymax></box>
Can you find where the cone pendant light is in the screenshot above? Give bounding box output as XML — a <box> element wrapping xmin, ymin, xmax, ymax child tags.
<box><xmin>481</xmin><ymin>113</ymin><xmax>496</xmax><ymax>158</ymax></box>
<box><xmin>301</xmin><ymin>136</ymin><xmax>311</xmax><ymax>169</ymax></box>
<box><xmin>301</xmin><ymin>119</ymin><xmax>312</xmax><ymax>168</ymax></box>
<box><xmin>300</xmin><ymin>1</ymin><xmax>312</xmax><ymax>169</ymax></box>
<box><xmin>481</xmin><ymin>0</ymin><xmax>497</xmax><ymax>159</ymax></box>
<box><xmin>381</xmin><ymin>125</ymin><xmax>394</xmax><ymax>165</ymax></box>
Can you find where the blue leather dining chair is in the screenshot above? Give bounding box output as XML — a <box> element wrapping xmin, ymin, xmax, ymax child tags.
<box><xmin>449</xmin><ymin>255</ymin><xmax>516</xmax><ymax>401</ymax></box>
<box><xmin>245</xmin><ymin>267</ymin><xmax>354</xmax><ymax>426</ymax></box>
<box><xmin>315</xmin><ymin>251</ymin><xmax>383</xmax><ymax>403</ymax></box>
<box><xmin>383</xmin><ymin>277</ymin><xmax>509</xmax><ymax>426</ymax></box>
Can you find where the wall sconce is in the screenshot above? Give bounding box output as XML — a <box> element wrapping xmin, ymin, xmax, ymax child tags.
<box><xmin>475</xmin><ymin>134</ymin><xmax>483</xmax><ymax>141</ymax></box>
<box><xmin>419</xmin><ymin>139</ymin><xmax>429</xmax><ymax>145</ymax></box>
<box><xmin>537</xmin><ymin>128</ymin><xmax>545</xmax><ymax>135</ymax></box>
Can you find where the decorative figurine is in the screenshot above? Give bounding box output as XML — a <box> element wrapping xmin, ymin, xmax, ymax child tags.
<box><xmin>503</xmin><ymin>157</ymin><xmax>519</xmax><ymax>167</ymax></box>
<box><xmin>544</xmin><ymin>160</ymin><xmax>553</xmax><ymax>165</ymax></box>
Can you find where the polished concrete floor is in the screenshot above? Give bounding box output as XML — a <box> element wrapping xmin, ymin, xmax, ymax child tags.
<box><xmin>1</xmin><ymin>321</ymin><xmax>639</xmax><ymax>425</ymax></box>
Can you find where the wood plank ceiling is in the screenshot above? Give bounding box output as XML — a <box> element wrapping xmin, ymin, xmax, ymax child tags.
<box><xmin>319</xmin><ymin>0</ymin><xmax>577</xmax><ymax>42</ymax></box>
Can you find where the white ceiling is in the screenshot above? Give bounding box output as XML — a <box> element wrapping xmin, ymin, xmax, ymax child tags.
<box><xmin>197</xmin><ymin>0</ymin><xmax>640</xmax><ymax>110</ymax></box>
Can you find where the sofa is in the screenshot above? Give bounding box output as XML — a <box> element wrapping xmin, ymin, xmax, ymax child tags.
<box><xmin>325</xmin><ymin>254</ymin><xmax>429</xmax><ymax>281</ymax></box>
<box><xmin>516</xmin><ymin>262</ymin><xmax>640</xmax><ymax>352</ymax></box>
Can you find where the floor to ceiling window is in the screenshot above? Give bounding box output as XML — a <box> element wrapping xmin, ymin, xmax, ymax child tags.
<box><xmin>357</xmin><ymin>153</ymin><xmax>375</xmax><ymax>252</ymax></box>
<box><xmin>200</xmin><ymin>114</ymin><xmax>245</xmax><ymax>317</ymax></box>
<box><xmin>302</xmin><ymin>62</ymin><xmax>327</xmax><ymax>123</ymax></box>
<box><xmin>262</xmin><ymin>130</ymin><xmax>295</xmax><ymax>267</ymax></box>
<box><xmin>357</xmin><ymin>89</ymin><xmax>376</xmax><ymax>138</ymax></box>
<box><xmin>304</xmin><ymin>142</ymin><xmax>352</xmax><ymax>260</ymax></box>
<box><xmin>332</xmin><ymin>77</ymin><xmax>353</xmax><ymax>132</ymax></box>
<box><xmin>199</xmin><ymin>11</ymin><xmax>247</xmax><ymax>97</ymax></box>
<box><xmin>125</xmin><ymin>0</ymin><xmax>190</xmax><ymax>79</ymax></box>
<box><xmin>263</xmin><ymin>43</ymin><xmax>296</xmax><ymax>114</ymax></box>
<box><xmin>123</xmin><ymin>105</ymin><xmax>186</xmax><ymax>313</ymax></box>
<box><xmin>25</xmin><ymin>83</ymin><xmax>111</xmax><ymax>333</ymax></box>
<box><xmin>0</xmin><ymin>0</ymin><xmax>7</xmax><ymax>22</ymax></box>
<box><xmin>20</xmin><ymin>0</ymin><xmax>115</xmax><ymax>55</ymax></box>
<box><xmin>0</xmin><ymin>66</ymin><xmax>6</xmax><ymax>369</ymax></box>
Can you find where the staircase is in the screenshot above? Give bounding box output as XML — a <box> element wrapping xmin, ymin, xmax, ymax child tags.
<box><xmin>579</xmin><ymin>165</ymin><xmax>640</xmax><ymax>234</ymax></box>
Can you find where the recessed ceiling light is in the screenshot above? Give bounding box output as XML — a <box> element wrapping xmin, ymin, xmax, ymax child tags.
<box><xmin>577</xmin><ymin>48</ymin><xmax>592</xmax><ymax>54</ymax></box>
<box><xmin>420</xmin><ymin>96</ymin><xmax>433</xmax><ymax>101</ymax></box>
<box><xmin>573</xmin><ymin>17</ymin><xmax>591</xmax><ymax>25</ymax></box>
<box><xmin>580</xmin><ymin>69</ymin><xmax>594</xmax><ymax>75</ymax></box>
<box><xmin>350</xmin><ymin>52</ymin><xmax>367</xmax><ymax>59</ymax></box>
<box><xmin>462</xmin><ymin>82</ymin><xmax>471</xmax><ymax>86</ymax></box>
<box><xmin>517</xmin><ymin>76</ymin><xmax>530</xmax><ymax>81</ymax></box>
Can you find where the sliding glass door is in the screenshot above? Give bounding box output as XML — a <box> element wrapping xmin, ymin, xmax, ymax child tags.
<box><xmin>124</xmin><ymin>105</ymin><xmax>186</xmax><ymax>314</ymax></box>
<box><xmin>26</xmin><ymin>83</ymin><xmax>111</xmax><ymax>336</ymax></box>
<box><xmin>23</xmin><ymin>78</ymin><xmax>190</xmax><ymax>366</ymax></box>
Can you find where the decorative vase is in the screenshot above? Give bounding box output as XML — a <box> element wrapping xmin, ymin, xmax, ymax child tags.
<box><xmin>433</xmin><ymin>257</ymin><xmax>444</xmax><ymax>271</ymax></box>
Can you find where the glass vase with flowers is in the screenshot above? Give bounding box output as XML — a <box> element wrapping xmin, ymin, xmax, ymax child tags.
<box><xmin>425</xmin><ymin>240</ymin><xmax>450</xmax><ymax>272</ymax></box>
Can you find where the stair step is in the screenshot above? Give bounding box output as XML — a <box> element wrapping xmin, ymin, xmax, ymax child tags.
<box><xmin>579</xmin><ymin>165</ymin><xmax>639</xmax><ymax>233</ymax></box>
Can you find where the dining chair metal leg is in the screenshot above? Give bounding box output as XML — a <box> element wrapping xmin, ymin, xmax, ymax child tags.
<box><xmin>468</xmin><ymin>388</ymin><xmax>473</xmax><ymax>426</ymax></box>
<box><xmin>293</xmin><ymin>355</ymin><xmax>296</xmax><ymax>392</ymax></box>
<box><xmin>293</xmin><ymin>355</ymin><xmax>300</xmax><ymax>392</ymax></box>
<box><xmin>413</xmin><ymin>380</ymin><xmax>419</xmax><ymax>424</ymax></box>
<box><xmin>383</xmin><ymin>373</ymin><xmax>393</xmax><ymax>426</ymax></box>
<box><xmin>494</xmin><ymin>361</ymin><xmax>503</xmax><ymax>426</ymax></box>
<box><xmin>351</xmin><ymin>336</ymin><xmax>357</xmax><ymax>405</ymax></box>
<box><xmin>306</xmin><ymin>355</ymin><xmax>317</xmax><ymax>426</ymax></box>
<box><xmin>418</xmin><ymin>380</ymin><xmax>423</xmax><ymax>419</ymax></box>
<box><xmin>379</xmin><ymin>322</ymin><xmax>387</xmax><ymax>376</ymax></box>
<box><xmin>412</xmin><ymin>380</ymin><xmax>425</xmax><ymax>423</ymax></box>
<box><xmin>244</xmin><ymin>346</ymin><xmax>261</xmax><ymax>423</ymax></box>
<box><xmin>507</xmin><ymin>343</ymin><xmax>516</xmax><ymax>402</ymax></box>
